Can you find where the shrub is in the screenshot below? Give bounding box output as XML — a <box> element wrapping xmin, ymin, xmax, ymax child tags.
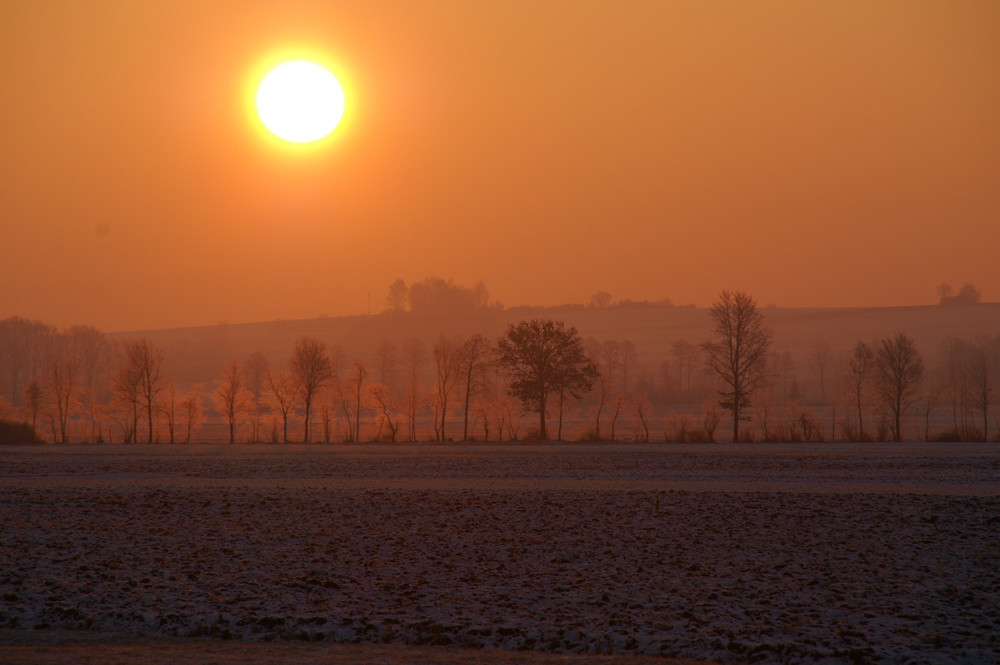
<box><xmin>0</xmin><ymin>420</ymin><xmax>44</xmax><ymax>445</ymax></box>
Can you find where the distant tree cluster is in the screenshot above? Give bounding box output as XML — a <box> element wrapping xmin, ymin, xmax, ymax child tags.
<box><xmin>588</xmin><ymin>291</ymin><xmax>679</xmax><ymax>309</ymax></box>
<box><xmin>938</xmin><ymin>283</ymin><xmax>981</xmax><ymax>306</ymax></box>
<box><xmin>385</xmin><ymin>277</ymin><xmax>501</xmax><ymax>314</ymax></box>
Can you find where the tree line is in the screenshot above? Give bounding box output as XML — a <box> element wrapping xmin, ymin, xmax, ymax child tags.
<box><xmin>1</xmin><ymin>291</ymin><xmax>997</xmax><ymax>443</ymax></box>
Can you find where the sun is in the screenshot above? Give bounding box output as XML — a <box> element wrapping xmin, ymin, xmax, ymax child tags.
<box><xmin>256</xmin><ymin>61</ymin><xmax>345</xmax><ymax>143</ymax></box>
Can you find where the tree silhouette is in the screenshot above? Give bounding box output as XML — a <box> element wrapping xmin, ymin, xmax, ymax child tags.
<box><xmin>215</xmin><ymin>361</ymin><xmax>252</xmax><ymax>444</ymax></box>
<box><xmin>159</xmin><ymin>380</ymin><xmax>182</xmax><ymax>444</ymax></box>
<box><xmin>458</xmin><ymin>334</ymin><xmax>492</xmax><ymax>441</ymax></box>
<box><xmin>496</xmin><ymin>319</ymin><xmax>598</xmax><ymax>440</ymax></box>
<box><xmin>44</xmin><ymin>352</ymin><xmax>76</xmax><ymax>443</ymax></box>
<box><xmin>938</xmin><ymin>282</ymin><xmax>981</xmax><ymax>306</ymax></box>
<box><xmin>289</xmin><ymin>336</ymin><xmax>333</xmax><ymax>442</ymax></box>
<box><xmin>116</xmin><ymin>338</ymin><xmax>164</xmax><ymax>443</ymax></box>
<box><xmin>21</xmin><ymin>380</ymin><xmax>43</xmax><ymax>436</ymax></box>
<box><xmin>267</xmin><ymin>372</ymin><xmax>297</xmax><ymax>443</ymax></box>
<box><xmin>402</xmin><ymin>339</ymin><xmax>425</xmax><ymax>441</ymax></box>
<box><xmin>874</xmin><ymin>332</ymin><xmax>924</xmax><ymax>442</ymax></box>
<box><xmin>701</xmin><ymin>291</ymin><xmax>774</xmax><ymax>442</ymax></box>
<box><xmin>385</xmin><ymin>278</ymin><xmax>409</xmax><ymax>312</ymax></box>
<box><xmin>433</xmin><ymin>335</ymin><xmax>459</xmax><ymax>441</ymax></box>
<box><xmin>964</xmin><ymin>335</ymin><xmax>999</xmax><ymax>441</ymax></box>
<box><xmin>349</xmin><ymin>361</ymin><xmax>368</xmax><ymax>442</ymax></box>
<box><xmin>845</xmin><ymin>341</ymin><xmax>875</xmax><ymax>440</ymax></box>
<box><xmin>180</xmin><ymin>390</ymin><xmax>203</xmax><ymax>443</ymax></box>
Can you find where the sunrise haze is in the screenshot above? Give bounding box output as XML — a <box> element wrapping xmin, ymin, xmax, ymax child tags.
<box><xmin>2</xmin><ymin>1</ymin><xmax>998</xmax><ymax>332</ymax></box>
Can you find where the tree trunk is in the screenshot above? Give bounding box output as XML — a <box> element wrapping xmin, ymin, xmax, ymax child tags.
<box><xmin>732</xmin><ymin>388</ymin><xmax>741</xmax><ymax>442</ymax></box>
<box><xmin>538</xmin><ymin>393</ymin><xmax>547</xmax><ymax>440</ymax></box>
<box><xmin>557</xmin><ymin>389</ymin><xmax>564</xmax><ymax>441</ymax></box>
<box><xmin>893</xmin><ymin>390</ymin><xmax>903</xmax><ymax>443</ymax></box>
<box><xmin>463</xmin><ymin>383</ymin><xmax>471</xmax><ymax>441</ymax></box>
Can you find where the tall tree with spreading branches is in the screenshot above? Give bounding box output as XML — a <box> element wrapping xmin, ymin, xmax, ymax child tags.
<box><xmin>118</xmin><ymin>338</ymin><xmax>164</xmax><ymax>443</ymax></box>
<box><xmin>458</xmin><ymin>334</ymin><xmax>493</xmax><ymax>441</ymax></box>
<box><xmin>289</xmin><ymin>336</ymin><xmax>333</xmax><ymax>442</ymax></box>
<box><xmin>496</xmin><ymin>319</ymin><xmax>598</xmax><ymax>440</ymax></box>
<box><xmin>874</xmin><ymin>332</ymin><xmax>924</xmax><ymax>442</ymax></box>
<box><xmin>701</xmin><ymin>291</ymin><xmax>774</xmax><ymax>442</ymax></box>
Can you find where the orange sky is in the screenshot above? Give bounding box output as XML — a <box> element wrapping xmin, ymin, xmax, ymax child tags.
<box><xmin>2</xmin><ymin>1</ymin><xmax>998</xmax><ymax>332</ymax></box>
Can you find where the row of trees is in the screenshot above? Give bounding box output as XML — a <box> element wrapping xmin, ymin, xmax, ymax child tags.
<box><xmin>207</xmin><ymin>322</ymin><xmax>596</xmax><ymax>444</ymax></box>
<box><xmin>0</xmin><ymin>323</ymin><xmax>204</xmax><ymax>444</ymax></box>
<box><xmin>2</xmin><ymin>291</ymin><xmax>998</xmax><ymax>443</ymax></box>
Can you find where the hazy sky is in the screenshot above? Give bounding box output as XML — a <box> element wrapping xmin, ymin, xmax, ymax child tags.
<box><xmin>2</xmin><ymin>1</ymin><xmax>998</xmax><ymax>332</ymax></box>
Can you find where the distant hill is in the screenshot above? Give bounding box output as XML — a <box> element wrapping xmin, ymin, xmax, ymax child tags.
<box><xmin>117</xmin><ymin>302</ymin><xmax>999</xmax><ymax>389</ymax></box>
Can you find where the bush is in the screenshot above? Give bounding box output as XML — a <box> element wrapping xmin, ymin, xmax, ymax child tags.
<box><xmin>0</xmin><ymin>420</ymin><xmax>44</xmax><ymax>444</ymax></box>
<box><xmin>930</xmin><ymin>428</ymin><xmax>983</xmax><ymax>442</ymax></box>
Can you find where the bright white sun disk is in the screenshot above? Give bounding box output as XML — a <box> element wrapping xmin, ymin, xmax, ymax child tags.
<box><xmin>256</xmin><ymin>61</ymin><xmax>345</xmax><ymax>143</ymax></box>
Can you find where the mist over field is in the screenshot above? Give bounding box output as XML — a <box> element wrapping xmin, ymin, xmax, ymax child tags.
<box><xmin>2</xmin><ymin>281</ymin><xmax>999</xmax><ymax>445</ymax></box>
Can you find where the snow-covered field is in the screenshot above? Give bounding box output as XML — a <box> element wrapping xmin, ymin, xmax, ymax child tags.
<box><xmin>1</xmin><ymin>443</ymin><xmax>998</xmax><ymax>664</ymax></box>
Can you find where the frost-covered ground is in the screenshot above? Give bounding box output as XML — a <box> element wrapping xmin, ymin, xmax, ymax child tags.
<box><xmin>1</xmin><ymin>443</ymin><xmax>998</xmax><ymax>664</ymax></box>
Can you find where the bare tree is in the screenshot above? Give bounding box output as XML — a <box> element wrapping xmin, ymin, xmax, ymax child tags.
<box><xmin>318</xmin><ymin>394</ymin><xmax>338</xmax><ymax>443</ymax></box>
<box><xmin>111</xmin><ymin>339</ymin><xmax>163</xmax><ymax>443</ymax></box>
<box><xmin>158</xmin><ymin>380</ymin><xmax>182</xmax><ymax>443</ymax></box>
<box><xmin>964</xmin><ymin>335</ymin><xmax>998</xmax><ymax>441</ymax></box>
<box><xmin>584</xmin><ymin>338</ymin><xmax>609</xmax><ymax>440</ymax></box>
<box><xmin>753</xmin><ymin>389</ymin><xmax>777</xmax><ymax>441</ymax></box>
<box><xmin>111</xmin><ymin>351</ymin><xmax>141</xmax><ymax>443</ymax></box>
<box><xmin>401</xmin><ymin>339</ymin><xmax>425</xmax><ymax>441</ymax></box>
<box><xmin>68</xmin><ymin>326</ymin><xmax>111</xmax><ymax>438</ymax></box>
<box><xmin>122</xmin><ymin>338</ymin><xmax>165</xmax><ymax>443</ymax></box>
<box><xmin>215</xmin><ymin>361</ymin><xmax>253</xmax><ymax>444</ymax></box>
<box><xmin>670</xmin><ymin>339</ymin><xmax>700</xmax><ymax>398</ymax></box>
<box><xmin>496</xmin><ymin>319</ymin><xmax>598</xmax><ymax>440</ymax></box>
<box><xmin>938</xmin><ymin>337</ymin><xmax>976</xmax><ymax>438</ymax></box>
<box><xmin>375</xmin><ymin>340</ymin><xmax>399</xmax><ymax>392</ymax></box>
<box><xmin>608</xmin><ymin>394</ymin><xmax>625</xmax><ymax>441</ymax></box>
<box><xmin>433</xmin><ymin>335</ymin><xmax>459</xmax><ymax>441</ymax></box>
<box><xmin>368</xmin><ymin>382</ymin><xmax>400</xmax><ymax>442</ymax></box>
<box><xmin>43</xmin><ymin>352</ymin><xmax>76</xmax><ymax>443</ymax></box>
<box><xmin>701</xmin><ymin>399</ymin><xmax>722</xmax><ymax>442</ymax></box>
<box><xmin>243</xmin><ymin>351</ymin><xmax>270</xmax><ymax>405</ymax></box>
<box><xmin>631</xmin><ymin>393</ymin><xmax>652</xmax><ymax>442</ymax></box>
<box><xmin>807</xmin><ymin>341</ymin><xmax>834</xmax><ymax>403</ymax></box>
<box><xmin>349</xmin><ymin>361</ymin><xmax>368</xmax><ymax>442</ymax></box>
<box><xmin>844</xmin><ymin>342</ymin><xmax>875</xmax><ymax>440</ymax></box>
<box><xmin>458</xmin><ymin>334</ymin><xmax>492</xmax><ymax>441</ymax></box>
<box><xmin>874</xmin><ymin>332</ymin><xmax>924</xmax><ymax>442</ymax></box>
<box><xmin>289</xmin><ymin>336</ymin><xmax>333</xmax><ymax>443</ymax></box>
<box><xmin>701</xmin><ymin>291</ymin><xmax>774</xmax><ymax>442</ymax></box>
<box><xmin>21</xmin><ymin>380</ymin><xmax>44</xmax><ymax>437</ymax></box>
<box><xmin>180</xmin><ymin>390</ymin><xmax>203</xmax><ymax>443</ymax></box>
<box><xmin>774</xmin><ymin>350</ymin><xmax>797</xmax><ymax>402</ymax></box>
<box><xmin>921</xmin><ymin>374</ymin><xmax>949</xmax><ymax>441</ymax></box>
<box><xmin>267</xmin><ymin>372</ymin><xmax>297</xmax><ymax>443</ymax></box>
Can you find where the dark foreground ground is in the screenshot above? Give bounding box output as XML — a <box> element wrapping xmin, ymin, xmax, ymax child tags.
<box><xmin>1</xmin><ymin>442</ymin><xmax>998</xmax><ymax>664</ymax></box>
